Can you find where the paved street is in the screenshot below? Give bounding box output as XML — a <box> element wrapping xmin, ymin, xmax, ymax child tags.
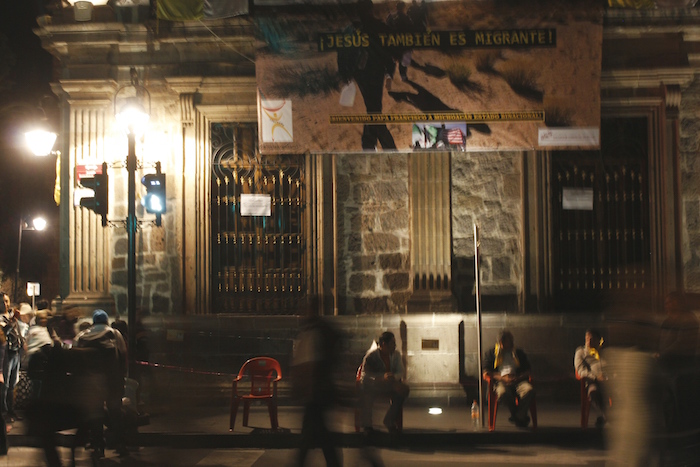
<box><xmin>2</xmin><ymin>402</ymin><xmax>697</xmax><ymax>466</ymax></box>
<box><xmin>0</xmin><ymin>444</ymin><xmax>608</xmax><ymax>467</ymax></box>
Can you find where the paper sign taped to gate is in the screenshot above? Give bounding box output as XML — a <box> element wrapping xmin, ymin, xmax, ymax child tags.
<box><xmin>241</xmin><ymin>194</ymin><xmax>272</xmax><ymax>216</ymax></box>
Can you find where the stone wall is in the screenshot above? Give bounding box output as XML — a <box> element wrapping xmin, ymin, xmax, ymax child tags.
<box><xmin>336</xmin><ymin>153</ymin><xmax>411</xmax><ymax>314</ymax></box>
<box><xmin>681</xmin><ymin>77</ymin><xmax>700</xmax><ymax>293</ymax></box>
<box><xmin>451</xmin><ymin>152</ymin><xmax>523</xmax><ymax>311</ymax></box>
<box><xmin>139</xmin><ymin>313</ymin><xmax>609</xmax><ymax>406</ymax></box>
<box><xmin>109</xmin><ymin>96</ymin><xmax>182</xmax><ymax>315</ymax></box>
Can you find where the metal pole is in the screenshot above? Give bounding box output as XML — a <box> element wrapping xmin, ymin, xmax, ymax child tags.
<box><xmin>127</xmin><ymin>129</ymin><xmax>137</xmax><ymax>377</ymax></box>
<box><xmin>474</xmin><ymin>223</ymin><xmax>484</xmax><ymax>428</ymax></box>
<box><xmin>14</xmin><ymin>219</ymin><xmax>23</xmax><ymax>305</ymax></box>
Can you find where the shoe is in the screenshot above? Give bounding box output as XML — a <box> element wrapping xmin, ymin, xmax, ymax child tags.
<box><xmin>514</xmin><ymin>416</ymin><xmax>530</xmax><ymax>428</ymax></box>
<box><xmin>8</xmin><ymin>413</ymin><xmax>21</xmax><ymax>421</ymax></box>
<box><xmin>116</xmin><ymin>445</ymin><xmax>130</xmax><ymax>457</ymax></box>
<box><xmin>92</xmin><ymin>447</ymin><xmax>105</xmax><ymax>460</ymax></box>
<box><xmin>384</xmin><ymin>422</ymin><xmax>399</xmax><ymax>434</ymax></box>
<box><xmin>595</xmin><ymin>416</ymin><xmax>606</xmax><ymax>429</ymax></box>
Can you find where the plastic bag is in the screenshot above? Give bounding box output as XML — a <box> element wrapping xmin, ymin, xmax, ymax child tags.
<box><xmin>339</xmin><ymin>81</ymin><xmax>357</xmax><ymax>107</ymax></box>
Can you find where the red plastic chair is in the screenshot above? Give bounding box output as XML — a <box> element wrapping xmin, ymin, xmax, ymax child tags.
<box><xmin>354</xmin><ymin>363</ymin><xmax>403</xmax><ymax>432</ymax></box>
<box><xmin>484</xmin><ymin>374</ymin><xmax>537</xmax><ymax>431</ymax></box>
<box><xmin>229</xmin><ymin>357</ymin><xmax>282</xmax><ymax>431</ymax></box>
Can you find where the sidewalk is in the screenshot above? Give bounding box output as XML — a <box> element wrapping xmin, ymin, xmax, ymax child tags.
<box><xmin>7</xmin><ymin>400</ymin><xmax>604</xmax><ymax>450</ymax></box>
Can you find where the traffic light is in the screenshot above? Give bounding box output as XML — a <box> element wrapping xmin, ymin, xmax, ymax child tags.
<box><xmin>79</xmin><ymin>162</ymin><xmax>109</xmax><ymax>227</ymax></box>
<box><xmin>142</xmin><ymin>161</ymin><xmax>165</xmax><ymax>226</ymax></box>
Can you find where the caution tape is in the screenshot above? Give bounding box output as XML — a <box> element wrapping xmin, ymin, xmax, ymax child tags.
<box><xmin>135</xmin><ymin>360</ymin><xmax>236</xmax><ymax>377</ymax></box>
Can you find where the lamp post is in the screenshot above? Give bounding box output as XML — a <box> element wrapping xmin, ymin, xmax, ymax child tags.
<box><xmin>14</xmin><ymin>217</ymin><xmax>47</xmax><ymax>304</ymax></box>
<box><xmin>115</xmin><ymin>69</ymin><xmax>150</xmax><ymax>376</ymax></box>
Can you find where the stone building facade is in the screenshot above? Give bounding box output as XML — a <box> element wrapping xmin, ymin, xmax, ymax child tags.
<box><xmin>35</xmin><ymin>4</ymin><xmax>700</xmax><ymax>403</ymax></box>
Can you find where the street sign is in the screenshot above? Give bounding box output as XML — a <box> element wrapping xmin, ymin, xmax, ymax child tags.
<box><xmin>75</xmin><ymin>163</ymin><xmax>103</xmax><ymax>182</ymax></box>
<box><xmin>27</xmin><ymin>282</ymin><xmax>40</xmax><ymax>297</ymax></box>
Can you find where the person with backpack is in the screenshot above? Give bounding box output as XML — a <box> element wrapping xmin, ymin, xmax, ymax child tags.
<box><xmin>74</xmin><ymin>309</ymin><xmax>129</xmax><ymax>458</ymax></box>
<box><xmin>1</xmin><ymin>297</ymin><xmax>25</xmax><ymax>423</ymax></box>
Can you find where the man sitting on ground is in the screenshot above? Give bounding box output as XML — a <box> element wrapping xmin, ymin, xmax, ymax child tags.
<box><xmin>360</xmin><ymin>331</ymin><xmax>409</xmax><ymax>433</ymax></box>
<box><xmin>574</xmin><ymin>328</ymin><xmax>608</xmax><ymax>428</ymax></box>
<box><xmin>483</xmin><ymin>330</ymin><xmax>535</xmax><ymax>428</ymax></box>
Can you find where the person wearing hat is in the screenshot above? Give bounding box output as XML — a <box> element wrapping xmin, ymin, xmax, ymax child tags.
<box><xmin>17</xmin><ymin>303</ymin><xmax>33</xmax><ymax>338</ymax></box>
<box><xmin>25</xmin><ymin>309</ymin><xmax>56</xmax><ymax>401</ymax></box>
<box><xmin>0</xmin><ymin>296</ymin><xmax>8</xmax><ymax>453</ymax></box>
<box><xmin>1</xmin><ymin>302</ymin><xmax>26</xmax><ymax>423</ymax></box>
<box><xmin>74</xmin><ymin>309</ymin><xmax>128</xmax><ymax>458</ymax></box>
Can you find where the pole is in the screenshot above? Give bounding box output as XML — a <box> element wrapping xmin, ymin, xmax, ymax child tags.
<box><xmin>474</xmin><ymin>223</ymin><xmax>484</xmax><ymax>428</ymax></box>
<box><xmin>14</xmin><ymin>219</ymin><xmax>23</xmax><ymax>305</ymax></box>
<box><xmin>127</xmin><ymin>128</ymin><xmax>137</xmax><ymax>378</ymax></box>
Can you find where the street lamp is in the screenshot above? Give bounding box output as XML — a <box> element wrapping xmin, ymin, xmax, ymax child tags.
<box><xmin>115</xmin><ymin>67</ymin><xmax>150</xmax><ymax>375</ymax></box>
<box><xmin>15</xmin><ymin>216</ymin><xmax>47</xmax><ymax>304</ymax></box>
<box><xmin>24</xmin><ymin>127</ymin><xmax>58</xmax><ymax>157</ymax></box>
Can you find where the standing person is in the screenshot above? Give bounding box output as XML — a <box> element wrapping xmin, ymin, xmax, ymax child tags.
<box><xmin>386</xmin><ymin>1</ymin><xmax>413</xmax><ymax>81</ymax></box>
<box><xmin>657</xmin><ymin>293</ymin><xmax>700</xmax><ymax>429</ymax></box>
<box><xmin>360</xmin><ymin>331</ymin><xmax>409</xmax><ymax>433</ymax></box>
<box><xmin>25</xmin><ymin>309</ymin><xmax>55</xmax><ymax>400</ymax></box>
<box><xmin>0</xmin><ymin>297</ymin><xmax>7</xmax><ymax>455</ymax></box>
<box><xmin>658</xmin><ymin>292</ymin><xmax>699</xmax><ymax>361</ymax></box>
<box><xmin>482</xmin><ymin>330</ymin><xmax>535</xmax><ymax>428</ymax></box>
<box><xmin>338</xmin><ymin>0</ymin><xmax>397</xmax><ymax>151</ymax></box>
<box><xmin>574</xmin><ymin>328</ymin><xmax>608</xmax><ymax>428</ymax></box>
<box><xmin>74</xmin><ymin>309</ymin><xmax>128</xmax><ymax>458</ymax></box>
<box><xmin>292</xmin><ymin>307</ymin><xmax>342</xmax><ymax>467</ymax></box>
<box><xmin>1</xmin><ymin>306</ymin><xmax>25</xmax><ymax>423</ymax></box>
<box><xmin>408</xmin><ymin>0</ymin><xmax>428</xmax><ymax>32</ymax></box>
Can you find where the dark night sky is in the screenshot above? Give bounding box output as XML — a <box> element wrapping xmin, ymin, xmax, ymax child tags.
<box><xmin>0</xmin><ymin>1</ymin><xmax>60</xmax><ymax>303</ymax></box>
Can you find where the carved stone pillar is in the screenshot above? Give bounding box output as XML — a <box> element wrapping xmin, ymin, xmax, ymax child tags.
<box><xmin>54</xmin><ymin>81</ymin><xmax>119</xmax><ymax>313</ymax></box>
<box><xmin>664</xmin><ymin>84</ymin><xmax>683</xmax><ymax>291</ymax></box>
<box><xmin>408</xmin><ymin>152</ymin><xmax>457</xmax><ymax>312</ymax></box>
<box><xmin>166</xmin><ymin>76</ymin><xmax>258</xmax><ymax>314</ymax></box>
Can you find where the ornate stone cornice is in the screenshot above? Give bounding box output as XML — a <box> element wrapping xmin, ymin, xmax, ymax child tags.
<box><xmin>601</xmin><ymin>68</ymin><xmax>696</xmax><ymax>90</ymax></box>
<box><xmin>53</xmin><ymin>80</ymin><xmax>119</xmax><ymax>105</ymax></box>
<box><xmin>665</xmin><ymin>84</ymin><xmax>682</xmax><ymax>116</ymax></box>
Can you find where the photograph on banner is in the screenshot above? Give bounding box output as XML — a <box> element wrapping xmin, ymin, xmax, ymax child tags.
<box><xmin>412</xmin><ymin>122</ymin><xmax>467</xmax><ymax>151</ymax></box>
<box><xmin>255</xmin><ymin>0</ymin><xmax>602</xmax><ymax>154</ymax></box>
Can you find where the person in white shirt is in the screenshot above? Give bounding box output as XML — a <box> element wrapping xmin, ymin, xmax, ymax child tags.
<box><xmin>574</xmin><ymin>328</ymin><xmax>607</xmax><ymax>428</ymax></box>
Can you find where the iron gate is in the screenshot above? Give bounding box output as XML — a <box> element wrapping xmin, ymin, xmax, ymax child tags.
<box><xmin>551</xmin><ymin>117</ymin><xmax>651</xmax><ymax>311</ymax></box>
<box><xmin>211</xmin><ymin>123</ymin><xmax>306</xmax><ymax>314</ymax></box>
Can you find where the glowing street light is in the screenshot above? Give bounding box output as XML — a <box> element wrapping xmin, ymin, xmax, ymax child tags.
<box><xmin>115</xmin><ymin>67</ymin><xmax>150</xmax><ymax>376</ymax></box>
<box><xmin>25</xmin><ymin>129</ymin><xmax>58</xmax><ymax>157</ymax></box>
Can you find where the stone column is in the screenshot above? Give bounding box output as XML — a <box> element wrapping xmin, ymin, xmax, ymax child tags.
<box><xmin>54</xmin><ymin>81</ymin><xmax>119</xmax><ymax>314</ymax></box>
<box><xmin>408</xmin><ymin>152</ymin><xmax>456</xmax><ymax>312</ymax></box>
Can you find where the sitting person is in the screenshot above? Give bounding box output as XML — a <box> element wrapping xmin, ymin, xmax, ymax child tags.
<box><xmin>359</xmin><ymin>331</ymin><xmax>409</xmax><ymax>433</ymax></box>
<box><xmin>482</xmin><ymin>329</ymin><xmax>535</xmax><ymax>428</ymax></box>
<box><xmin>574</xmin><ymin>328</ymin><xmax>608</xmax><ymax>428</ymax></box>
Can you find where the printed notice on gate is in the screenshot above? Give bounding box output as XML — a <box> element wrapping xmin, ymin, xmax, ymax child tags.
<box><xmin>562</xmin><ymin>187</ymin><xmax>593</xmax><ymax>211</ymax></box>
<box><xmin>241</xmin><ymin>194</ymin><xmax>272</xmax><ymax>217</ymax></box>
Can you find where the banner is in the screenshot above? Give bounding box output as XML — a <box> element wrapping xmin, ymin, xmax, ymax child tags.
<box><xmin>157</xmin><ymin>0</ymin><xmax>248</xmax><ymax>21</ymax></box>
<box><xmin>255</xmin><ymin>0</ymin><xmax>603</xmax><ymax>153</ymax></box>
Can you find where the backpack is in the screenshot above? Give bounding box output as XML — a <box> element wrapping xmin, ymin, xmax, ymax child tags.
<box><xmin>5</xmin><ymin>322</ymin><xmax>23</xmax><ymax>352</ymax></box>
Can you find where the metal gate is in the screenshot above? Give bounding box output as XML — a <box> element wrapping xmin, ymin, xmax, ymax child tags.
<box><xmin>210</xmin><ymin>123</ymin><xmax>306</xmax><ymax>314</ymax></box>
<box><xmin>551</xmin><ymin>117</ymin><xmax>651</xmax><ymax>311</ymax></box>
